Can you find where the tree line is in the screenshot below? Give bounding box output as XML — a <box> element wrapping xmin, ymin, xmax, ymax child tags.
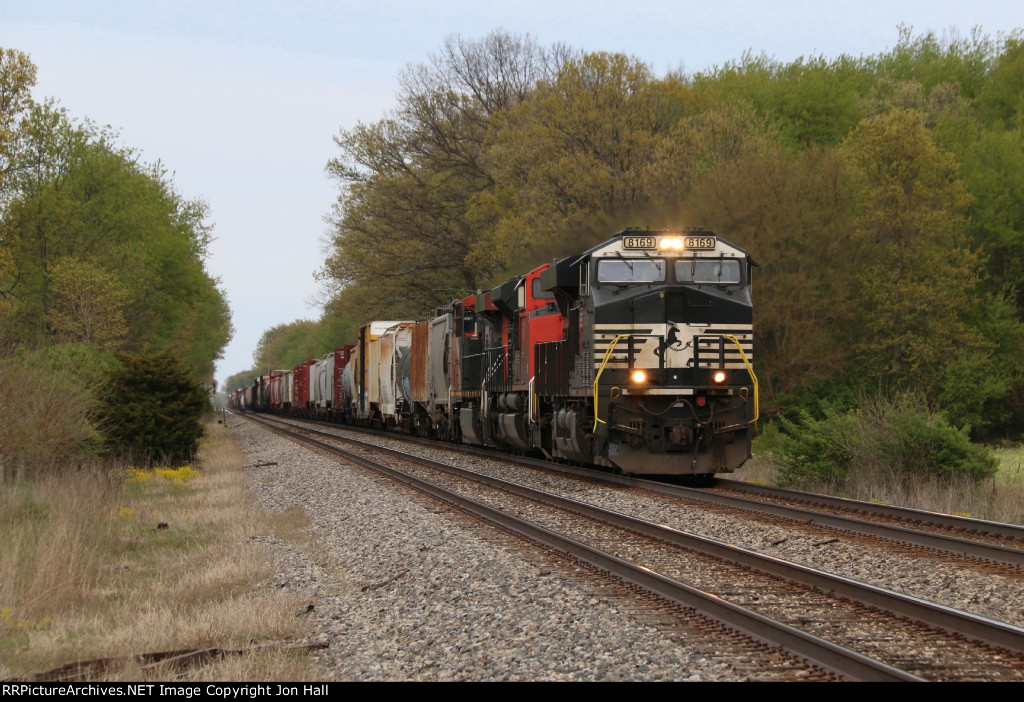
<box><xmin>0</xmin><ymin>48</ymin><xmax>233</xmax><ymax>469</ymax></box>
<box><xmin>244</xmin><ymin>28</ymin><xmax>1024</xmax><ymax>442</ymax></box>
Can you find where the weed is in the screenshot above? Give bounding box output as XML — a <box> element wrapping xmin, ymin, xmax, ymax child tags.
<box><xmin>0</xmin><ymin>419</ymin><xmax>318</xmax><ymax>680</ymax></box>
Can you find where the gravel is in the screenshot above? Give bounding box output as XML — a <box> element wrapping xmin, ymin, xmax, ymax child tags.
<box><xmin>231</xmin><ymin>418</ymin><xmax>815</xmax><ymax>681</ymax></box>
<box><xmin>290</xmin><ymin>419</ymin><xmax>1024</xmax><ymax>629</ymax></box>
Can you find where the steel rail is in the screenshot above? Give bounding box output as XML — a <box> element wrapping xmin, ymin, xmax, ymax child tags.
<box><xmin>260</xmin><ymin>412</ymin><xmax>1024</xmax><ymax>568</ymax></box>
<box><xmin>249</xmin><ymin>414</ymin><xmax>923</xmax><ymax>681</ymax></box>
<box><xmin>257</xmin><ymin>414</ymin><xmax>1024</xmax><ymax>658</ymax></box>
<box><xmin>714</xmin><ymin>477</ymin><xmax>1024</xmax><ymax>541</ymax></box>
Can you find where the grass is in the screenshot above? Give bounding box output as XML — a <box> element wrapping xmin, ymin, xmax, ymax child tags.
<box><xmin>0</xmin><ymin>417</ymin><xmax>322</xmax><ymax>681</ymax></box>
<box><xmin>735</xmin><ymin>441</ymin><xmax>1024</xmax><ymax>525</ymax></box>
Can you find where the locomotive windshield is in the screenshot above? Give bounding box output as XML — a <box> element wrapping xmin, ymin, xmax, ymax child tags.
<box><xmin>597</xmin><ymin>258</ymin><xmax>666</xmax><ymax>283</ymax></box>
<box><xmin>675</xmin><ymin>259</ymin><xmax>742</xmax><ymax>284</ymax></box>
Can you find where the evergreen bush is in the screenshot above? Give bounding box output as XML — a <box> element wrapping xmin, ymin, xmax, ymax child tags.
<box><xmin>98</xmin><ymin>353</ymin><xmax>208</xmax><ymax>464</ymax></box>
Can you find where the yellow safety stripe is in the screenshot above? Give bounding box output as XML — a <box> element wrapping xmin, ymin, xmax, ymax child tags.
<box><xmin>723</xmin><ymin>334</ymin><xmax>759</xmax><ymax>426</ymax></box>
<box><xmin>592</xmin><ymin>333</ymin><xmax>629</xmax><ymax>432</ymax></box>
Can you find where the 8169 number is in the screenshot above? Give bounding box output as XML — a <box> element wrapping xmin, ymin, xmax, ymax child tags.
<box><xmin>622</xmin><ymin>236</ymin><xmax>656</xmax><ymax>249</ymax></box>
<box><xmin>685</xmin><ymin>236</ymin><xmax>716</xmax><ymax>249</ymax></box>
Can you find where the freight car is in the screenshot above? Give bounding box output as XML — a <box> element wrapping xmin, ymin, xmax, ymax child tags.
<box><xmin>234</xmin><ymin>227</ymin><xmax>757</xmax><ymax>478</ymax></box>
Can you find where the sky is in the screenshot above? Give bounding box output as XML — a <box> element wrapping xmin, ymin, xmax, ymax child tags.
<box><xmin>3</xmin><ymin>0</ymin><xmax>1024</xmax><ymax>389</ymax></box>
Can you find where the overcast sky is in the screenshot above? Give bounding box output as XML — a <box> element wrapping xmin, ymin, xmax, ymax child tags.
<box><xmin>3</xmin><ymin>1</ymin><xmax>1023</xmax><ymax>389</ymax></box>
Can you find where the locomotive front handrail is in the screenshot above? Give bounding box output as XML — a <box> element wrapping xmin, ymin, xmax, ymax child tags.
<box><xmin>723</xmin><ymin>334</ymin><xmax>758</xmax><ymax>426</ymax></box>
<box><xmin>592</xmin><ymin>333</ymin><xmax>630</xmax><ymax>432</ymax></box>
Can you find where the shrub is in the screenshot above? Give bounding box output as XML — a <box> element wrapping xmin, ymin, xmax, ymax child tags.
<box><xmin>0</xmin><ymin>349</ymin><xmax>105</xmax><ymax>478</ymax></box>
<box><xmin>777</xmin><ymin>391</ymin><xmax>998</xmax><ymax>486</ymax></box>
<box><xmin>776</xmin><ymin>406</ymin><xmax>857</xmax><ymax>483</ymax></box>
<box><xmin>98</xmin><ymin>353</ymin><xmax>208</xmax><ymax>464</ymax></box>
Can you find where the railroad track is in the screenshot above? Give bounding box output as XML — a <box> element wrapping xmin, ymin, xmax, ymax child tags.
<box><xmin>712</xmin><ymin>478</ymin><xmax>1024</xmax><ymax>549</ymax></box>
<box><xmin>249</xmin><ymin>412</ymin><xmax>1024</xmax><ymax>571</ymax></box>
<box><xmin>242</xmin><ymin>413</ymin><xmax>1024</xmax><ymax>681</ymax></box>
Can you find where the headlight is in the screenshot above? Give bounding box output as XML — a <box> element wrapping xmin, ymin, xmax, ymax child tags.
<box><xmin>659</xmin><ymin>237</ymin><xmax>683</xmax><ymax>250</ymax></box>
<box><xmin>631</xmin><ymin>370</ymin><xmax>647</xmax><ymax>384</ymax></box>
<box><xmin>712</xmin><ymin>370</ymin><xmax>727</xmax><ymax>384</ymax></box>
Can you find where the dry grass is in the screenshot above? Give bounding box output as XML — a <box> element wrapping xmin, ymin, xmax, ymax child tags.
<box><xmin>735</xmin><ymin>443</ymin><xmax>1024</xmax><ymax>525</ymax></box>
<box><xmin>0</xmin><ymin>351</ymin><xmax>103</xmax><ymax>479</ymax></box>
<box><xmin>0</xmin><ymin>418</ymin><xmax>321</xmax><ymax>681</ymax></box>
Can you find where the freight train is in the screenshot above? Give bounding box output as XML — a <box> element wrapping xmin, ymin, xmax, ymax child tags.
<box><xmin>230</xmin><ymin>227</ymin><xmax>757</xmax><ymax>478</ymax></box>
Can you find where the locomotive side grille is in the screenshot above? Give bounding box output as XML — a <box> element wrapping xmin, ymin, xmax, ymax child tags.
<box><xmin>693</xmin><ymin>332</ymin><xmax>754</xmax><ymax>369</ymax></box>
<box><xmin>591</xmin><ymin>326</ymin><xmax>654</xmax><ymax>370</ymax></box>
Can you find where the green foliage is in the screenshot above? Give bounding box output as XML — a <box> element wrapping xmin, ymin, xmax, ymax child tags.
<box><xmin>43</xmin><ymin>257</ymin><xmax>129</xmax><ymax>350</ymax></box>
<box><xmin>0</xmin><ymin>50</ymin><xmax>231</xmax><ymax>382</ymax></box>
<box><xmin>321</xmin><ymin>31</ymin><xmax>567</xmax><ymax>320</ymax></box>
<box><xmin>0</xmin><ymin>48</ymin><xmax>37</xmax><ymax>192</ymax></box>
<box><xmin>777</xmin><ymin>392</ymin><xmax>998</xmax><ymax>486</ymax></box>
<box><xmin>679</xmin><ymin>115</ymin><xmax>856</xmax><ymax>405</ymax></box>
<box><xmin>864</xmin><ymin>26</ymin><xmax>1001</xmax><ymax>99</ymax></box>
<box><xmin>978</xmin><ymin>38</ymin><xmax>1024</xmax><ymax>125</ymax></box>
<box><xmin>23</xmin><ymin>342</ymin><xmax>121</xmax><ymax>392</ymax></box>
<box><xmin>320</xmin><ymin>29</ymin><xmax>1024</xmax><ymax>441</ymax></box>
<box><xmin>956</xmin><ymin>124</ymin><xmax>1024</xmax><ymax>306</ymax></box>
<box><xmin>772</xmin><ymin>379</ymin><xmax>864</xmax><ymax>422</ymax></box>
<box><xmin>224</xmin><ymin>306</ymin><xmax>358</xmax><ymax>390</ymax></box>
<box><xmin>314</xmin><ymin>305</ymin><xmax>358</xmax><ymax>351</ymax></box>
<box><xmin>252</xmin><ymin>319</ymin><xmax>322</xmax><ymax>372</ymax></box>
<box><xmin>777</xmin><ymin>408</ymin><xmax>857</xmax><ymax>484</ymax></box>
<box><xmin>936</xmin><ymin>293</ymin><xmax>1024</xmax><ymax>437</ymax></box>
<box><xmin>485</xmin><ymin>52</ymin><xmax>686</xmax><ymax>254</ymax></box>
<box><xmin>841</xmin><ymin>108</ymin><xmax>990</xmax><ymax>377</ymax></box>
<box><xmin>694</xmin><ymin>52</ymin><xmax>869</xmax><ymax>147</ymax></box>
<box><xmin>98</xmin><ymin>353</ymin><xmax>208</xmax><ymax>464</ymax></box>
<box><xmin>223</xmin><ymin>370</ymin><xmax>257</xmax><ymax>394</ymax></box>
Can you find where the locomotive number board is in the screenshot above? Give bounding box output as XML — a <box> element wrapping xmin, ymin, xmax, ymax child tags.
<box><xmin>621</xmin><ymin>235</ymin><xmax>718</xmax><ymax>250</ymax></box>
<box><xmin>684</xmin><ymin>236</ymin><xmax>717</xmax><ymax>249</ymax></box>
<box><xmin>622</xmin><ymin>236</ymin><xmax>657</xmax><ymax>249</ymax></box>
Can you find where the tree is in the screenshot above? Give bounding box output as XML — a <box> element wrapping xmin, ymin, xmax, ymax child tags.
<box><xmin>0</xmin><ymin>348</ymin><xmax>102</xmax><ymax>477</ymax></box>
<box><xmin>321</xmin><ymin>31</ymin><xmax>569</xmax><ymax>321</ymax></box>
<box><xmin>693</xmin><ymin>51</ymin><xmax>869</xmax><ymax>148</ymax></box>
<box><xmin>841</xmin><ymin>108</ymin><xmax>984</xmax><ymax>382</ymax></box>
<box><xmin>98</xmin><ymin>353</ymin><xmax>208</xmax><ymax>464</ymax></box>
<box><xmin>864</xmin><ymin>26</ymin><xmax>999</xmax><ymax>101</ymax></box>
<box><xmin>224</xmin><ymin>369</ymin><xmax>257</xmax><ymax>394</ymax></box>
<box><xmin>43</xmin><ymin>257</ymin><xmax>129</xmax><ymax>350</ymax></box>
<box><xmin>0</xmin><ymin>102</ymin><xmax>231</xmax><ymax>378</ymax></box>
<box><xmin>251</xmin><ymin>320</ymin><xmax>323</xmax><ymax>373</ymax></box>
<box><xmin>483</xmin><ymin>52</ymin><xmax>695</xmax><ymax>263</ymax></box>
<box><xmin>978</xmin><ymin>37</ymin><xmax>1024</xmax><ymax>126</ymax></box>
<box><xmin>672</xmin><ymin>107</ymin><xmax>857</xmax><ymax>405</ymax></box>
<box><xmin>0</xmin><ymin>47</ymin><xmax>37</xmax><ymax>195</ymax></box>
